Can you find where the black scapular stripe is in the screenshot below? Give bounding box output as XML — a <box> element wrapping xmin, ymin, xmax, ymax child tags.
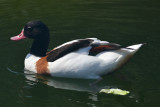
<box><xmin>47</xmin><ymin>39</ymin><xmax>93</xmax><ymax>62</ymax></box>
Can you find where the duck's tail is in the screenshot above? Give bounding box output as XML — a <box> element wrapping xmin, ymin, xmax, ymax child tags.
<box><xmin>124</xmin><ymin>44</ymin><xmax>144</xmax><ymax>54</ymax></box>
<box><xmin>94</xmin><ymin>44</ymin><xmax>144</xmax><ymax>75</ymax></box>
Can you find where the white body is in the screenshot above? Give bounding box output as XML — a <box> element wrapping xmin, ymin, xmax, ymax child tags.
<box><xmin>25</xmin><ymin>38</ymin><xmax>143</xmax><ymax>79</ymax></box>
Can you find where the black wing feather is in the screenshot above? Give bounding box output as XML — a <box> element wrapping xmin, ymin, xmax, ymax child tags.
<box><xmin>47</xmin><ymin>39</ymin><xmax>93</xmax><ymax>62</ymax></box>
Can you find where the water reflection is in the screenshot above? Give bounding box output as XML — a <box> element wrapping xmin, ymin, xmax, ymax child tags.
<box><xmin>7</xmin><ymin>67</ymin><xmax>141</xmax><ymax>106</ymax></box>
<box><xmin>24</xmin><ymin>70</ymin><xmax>104</xmax><ymax>93</ymax></box>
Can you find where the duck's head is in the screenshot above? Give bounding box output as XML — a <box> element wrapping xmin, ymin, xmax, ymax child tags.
<box><xmin>11</xmin><ymin>20</ymin><xmax>49</xmax><ymax>41</ymax></box>
<box><xmin>11</xmin><ymin>21</ymin><xmax>50</xmax><ymax>57</ymax></box>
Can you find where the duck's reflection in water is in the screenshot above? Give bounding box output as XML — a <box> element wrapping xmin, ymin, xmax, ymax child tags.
<box><xmin>24</xmin><ymin>70</ymin><xmax>107</xmax><ymax>93</ymax></box>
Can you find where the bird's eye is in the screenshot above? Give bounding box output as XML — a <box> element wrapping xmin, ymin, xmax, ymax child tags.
<box><xmin>27</xmin><ymin>26</ymin><xmax>32</xmax><ymax>31</ymax></box>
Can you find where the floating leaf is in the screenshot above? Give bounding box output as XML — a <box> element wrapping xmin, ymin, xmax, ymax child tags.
<box><xmin>99</xmin><ymin>88</ymin><xmax>130</xmax><ymax>95</ymax></box>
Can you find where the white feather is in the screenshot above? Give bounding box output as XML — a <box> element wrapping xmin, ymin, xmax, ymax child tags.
<box><xmin>24</xmin><ymin>54</ymin><xmax>40</xmax><ymax>72</ymax></box>
<box><xmin>47</xmin><ymin>44</ymin><xmax>143</xmax><ymax>79</ymax></box>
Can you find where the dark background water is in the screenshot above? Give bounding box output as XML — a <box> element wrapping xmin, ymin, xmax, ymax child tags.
<box><xmin>0</xmin><ymin>0</ymin><xmax>160</xmax><ymax>107</ymax></box>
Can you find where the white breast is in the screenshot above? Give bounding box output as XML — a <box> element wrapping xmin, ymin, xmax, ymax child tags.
<box><xmin>24</xmin><ymin>53</ymin><xmax>41</xmax><ymax>73</ymax></box>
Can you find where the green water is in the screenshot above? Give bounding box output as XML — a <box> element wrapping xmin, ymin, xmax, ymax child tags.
<box><xmin>0</xmin><ymin>0</ymin><xmax>160</xmax><ymax>107</ymax></box>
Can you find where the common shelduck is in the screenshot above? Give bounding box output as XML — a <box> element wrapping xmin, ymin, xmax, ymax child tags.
<box><xmin>10</xmin><ymin>21</ymin><xmax>143</xmax><ymax>79</ymax></box>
